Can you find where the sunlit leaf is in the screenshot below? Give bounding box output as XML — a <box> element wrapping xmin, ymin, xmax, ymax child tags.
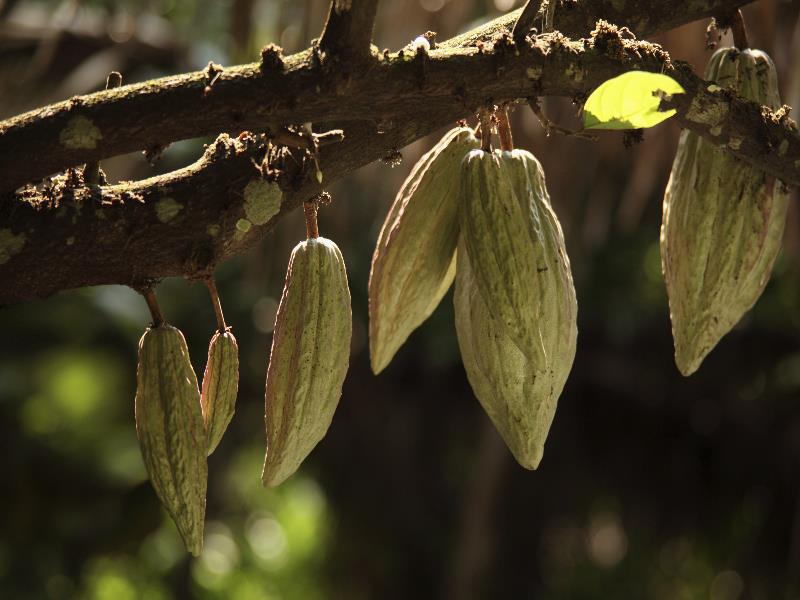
<box><xmin>583</xmin><ymin>71</ymin><xmax>685</xmax><ymax>130</ymax></box>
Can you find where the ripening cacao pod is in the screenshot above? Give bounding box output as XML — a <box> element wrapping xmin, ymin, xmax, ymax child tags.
<box><xmin>455</xmin><ymin>240</ymin><xmax>548</xmax><ymax>469</ymax></box>
<box><xmin>200</xmin><ymin>329</ymin><xmax>239</xmax><ymax>455</ymax></box>
<box><xmin>368</xmin><ymin>126</ymin><xmax>479</xmax><ymax>374</ymax></box>
<box><xmin>456</xmin><ymin>148</ymin><xmax>577</xmax><ymax>469</ymax></box>
<box><xmin>460</xmin><ymin>148</ymin><xmax>578</xmax><ymax>366</ymax></box>
<box><xmin>262</xmin><ymin>237</ymin><xmax>352</xmax><ymax>487</ymax></box>
<box><xmin>135</xmin><ymin>324</ymin><xmax>207</xmax><ymax>555</ymax></box>
<box><xmin>661</xmin><ymin>47</ymin><xmax>789</xmax><ymax>376</ymax></box>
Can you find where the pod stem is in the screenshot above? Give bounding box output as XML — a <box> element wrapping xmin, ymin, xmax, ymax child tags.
<box><xmin>304</xmin><ymin>200</ymin><xmax>320</xmax><ymax>239</ymax></box>
<box><xmin>142</xmin><ymin>287</ymin><xmax>164</xmax><ymax>327</ymax></box>
<box><xmin>731</xmin><ymin>9</ymin><xmax>749</xmax><ymax>50</ymax></box>
<box><xmin>478</xmin><ymin>109</ymin><xmax>493</xmax><ymax>152</ymax></box>
<box><xmin>497</xmin><ymin>107</ymin><xmax>514</xmax><ymax>151</ymax></box>
<box><xmin>204</xmin><ymin>277</ymin><xmax>227</xmax><ymax>331</ymax></box>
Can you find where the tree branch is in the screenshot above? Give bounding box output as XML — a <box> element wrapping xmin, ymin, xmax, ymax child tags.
<box><xmin>4</xmin><ymin>0</ymin><xmax>795</xmax><ymax>307</ymax></box>
<box><xmin>441</xmin><ymin>0</ymin><xmax>754</xmax><ymax>48</ymax></box>
<box><xmin>318</xmin><ymin>0</ymin><xmax>380</xmax><ymax>61</ymax></box>
<box><xmin>0</xmin><ymin>112</ymin><xmax>457</xmax><ymax>304</ymax></box>
<box><xmin>664</xmin><ymin>82</ymin><xmax>798</xmax><ymax>191</ymax></box>
<box><xmin>0</xmin><ymin>0</ymin><xmax>754</xmax><ymax>196</ymax></box>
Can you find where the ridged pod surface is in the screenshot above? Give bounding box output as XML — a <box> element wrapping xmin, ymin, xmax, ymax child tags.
<box><xmin>661</xmin><ymin>47</ymin><xmax>789</xmax><ymax>376</ymax></box>
<box><xmin>262</xmin><ymin>237</ymin><xmax>352</xmax><ymax>487</ymax></box>
<box><xmin>460</xmin><ymin>149</ymin><xmax>577</xmax><ymax>366</ymax></box>
<box><xmin>455</xmin><ymin>149</ymin><xmax>577</xmax><ymax>469</ymax></box>
<box><xmin>368</xmin><ymin>127</ymin><xmax>479</xmax><ymax>374</ymax></box>
<box><xmin>135</xmin><ymin>324</ymin><xmax>207</xmax><ymax>555</ymax></box>
<box><xmin>200</xmin><ymin>329</ymin><xmax>239</xmax><ymax>455</ymax></box>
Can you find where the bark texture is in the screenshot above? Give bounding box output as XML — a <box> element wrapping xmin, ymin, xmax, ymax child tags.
<box><xmin>3</xmin><ymin>0</ymin><xmax>796</xmax><ymax>306</ymax></box>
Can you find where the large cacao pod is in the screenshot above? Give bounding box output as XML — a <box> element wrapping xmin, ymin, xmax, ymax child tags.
<box><xmin>460</xmin><ymin>148</ymin><xmax>577</xmax><ymax>366</ymax></box>
<box><xmin>456</xmin><ymin>149</ymin><xmax>577</xmax><ymax>469</ymax></box>
<box><xmin>661</xmin><ymin>47</ymin><xmax>789</xmax><ymax>376</ymax></box>
<box><xmin>262</xmin><ymin>237</ymin><xmax>352</xmax><ymax>487</ymax></box>
<box><xmin>135</xmin><ymin>324</ymin><xmax>207</xmax><ymax>555</ymax></box>
<box><xmin>368</xmin><ymin>126</ymin><xmax>479</xmax><ymax>374</ymax></box>
<box><xmin>200</xmin><ymin>329</ymin><xmax>239</xmax><ymax>455</ymax></box>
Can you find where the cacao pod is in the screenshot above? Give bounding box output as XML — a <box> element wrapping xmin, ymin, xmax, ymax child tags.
<box><xmin>262</xmin><ymin>237</ymin><xmax>352</xmax><ymax>487</ymax></box>
<box><xmin>135</xmin><ymin>324</ymin><xmax>207</xmax><ymax>555</ymax></box>
<box><xmin>200</xmin><ymin>329</ymin><xmax>239</xmax><ymax>455</ymax></box>
<box><xmin>661</xmin><ymin>47</ymin><xmax>789</xmax><ymax>376</ymax></box>
<box><xmin>460</xmin><ymin>148</ymin><xmax>577</xmax><ymax>367</ymax></box>
<box><xmin>368</xmin><ymin>126</ymin><xmax>479</xmax><ymax>374</ymax></box>
<box><xmin>455</xmin><ymin>149</ymin><xmax>577</xmax><ymax>469</ymax></box>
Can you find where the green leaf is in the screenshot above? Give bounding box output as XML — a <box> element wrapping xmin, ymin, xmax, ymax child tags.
<box><xmin>583</xmin><ymin>71</ymin><xmax>685</xmax><ymax>130</ymax></box>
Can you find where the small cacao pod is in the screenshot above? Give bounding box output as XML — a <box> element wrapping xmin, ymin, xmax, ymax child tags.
<box><xmin>135</xmin><ymin>324</ymin><xmax>207</xmax><ymax>555</ymax></box>
<box><xmin>200</xmin><ymin>329</ymin><xmax>239</xmax><ymax>455</ymax></box>
<box><xmin>262</xmin><ymin>237</ymin><xmax>352</xmax><ymax>487</ymax></box>
<box><xmin>460</xmin><ymin>148</ymin><xmax>577</xmax><ymax>367</ymax></box>
<box><xmin>368</xmin><ymin>126</ymin><xmax>479</xmax><ymax>374</ymax></box>
<box><xmin>455</xmin><ymin>149</ymin><xmax>577</xmax><ymax>469</ymax></box>
<box><xmin>661</xmin><ymin>47</ymin><xmax>789</xmax><ymax>376</ymax></box>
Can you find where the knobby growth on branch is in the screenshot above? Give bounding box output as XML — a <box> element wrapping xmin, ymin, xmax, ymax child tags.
<box><xmin>0</xmin><ymin>0</ymin><xmax>797</xmax><ymax>306</ymax></box>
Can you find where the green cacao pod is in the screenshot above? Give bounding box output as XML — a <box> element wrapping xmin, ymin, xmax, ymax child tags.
<box><xmin>454</xmin><ymin>240</ymin><xmax>547</xmax><ymax>469</ymax></box>
<box><xmin>135</xmin><ymin>324</ymin><xmax>207</xmax><ymax>555</ymax></box>
<box><xmin>455</xmin><ymin>149</ymin><xmax>577</xmax><ymax>469</ymax></box>
<box><xmin>368</xmin><ymin>126</ymin><xmax>479</xmax><ymax>374</ymax></box>
<box><xmin>460</xmin><ymin>148</ymin><xmax>578</xmax><ymax>366</ymax></box>
<box><xmin>200</xmin><ymin>329</ymin><xmax>239</xmax><ymax>455</ymax></box>
<box><xmin>661</xmin><ymin>47</ymin><xmax>789</xmax><ymax>376</ymax></box>
<box><xmin>262</xmin><ymin>237</ymin><xmax>352</xmax><ymax>487</ymax></box>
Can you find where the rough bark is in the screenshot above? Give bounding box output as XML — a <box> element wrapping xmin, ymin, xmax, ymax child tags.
<box><xmin>4</xmin><ymin>0</ymin><xmax>796</xmax><ymax>307</ymax></box>
<box><xmin>0</xmin><ymin>114</ymin><xmax>455</xmax><ymax>304</ymax></box>
<box><xmin>0</xmin><ymin>0</ymin><xmax>756</xmax><ymax>196</ymax></box>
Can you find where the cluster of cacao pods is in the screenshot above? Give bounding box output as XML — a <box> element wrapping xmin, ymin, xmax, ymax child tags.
<box><xmin>130</xmin><ymin>43</ymin><xmax>789</xmax><ymax>557</ymax></box>
<box><xmin>369</xmin><ymin>122</ymin><xmax>578</xmax><ymax>469</ymax></box>
<box><xmin>133</xmin><ymin>198</ymin><xmax>353</xmax><ymax>555</ymax></box>
<box><xmin>661</xmin><ymin>46</ymin><xmax>788</xmax><ymax>375</ymax></box>
<box><xmin>134</xmin><ymin>303</ymin><xmax>239</xmax><ymax>555</ymax></box>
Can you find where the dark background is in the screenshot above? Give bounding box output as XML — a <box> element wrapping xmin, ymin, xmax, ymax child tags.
<box><xmin>1</xmin><ymin>0</ymin><xmax>800</xmax><ymax>598</ymax></box>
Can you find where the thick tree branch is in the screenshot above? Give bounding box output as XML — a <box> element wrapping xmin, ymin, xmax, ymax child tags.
<box><xmin>665</xmin><ymin>84</ymin><xmax>799</xmax><ymax>191</ymax></box>
<box><xmin>4</xmin><ymin>0</ymin><xmax>797</xmax><ymax>307</ymax></box>
<box><xmin>319</xmin><ymin>0</ymin><xmax>380</xmax><ymax>61</ymax></box>
<box><xmin>441</xmin><ymin>0</ymin><xmax>754</xmax><ymax>48</ymax></box>
<box><xmin>0</xmin><ymin>0</ymin><xmax>753</xmax><ymax>196</ymax></box>
<box><xmin>0</xmin><ymin>112</ymin><xmax>457</xmax><ymax>304</ymax></box>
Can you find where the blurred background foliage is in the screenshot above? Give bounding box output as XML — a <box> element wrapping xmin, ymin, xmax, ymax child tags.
<box><xmin>1</xmin><ymin>0</ymin><xmax>800</xmax><ymax>598</ymax></box>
